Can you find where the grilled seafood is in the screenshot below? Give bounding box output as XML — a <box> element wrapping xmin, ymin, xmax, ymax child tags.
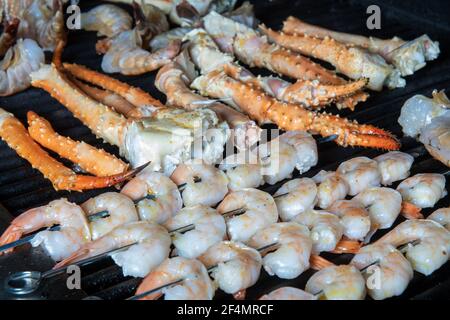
<box><xmin>27</xmin><ymin>111</ymin><xmax>129</xmax><ymax>177</ymax></box>
<box><xmin>202</xmin><ymin>12</ymin><xmax>369</xmax><ymax>110</ymax></box>
<box><xmin>81</xmin><ymin>192</ymin><xmax>139</xmax><ymax>240</ymax></box>
<box><xmin>419</xmin><ymin>115</ymin><xmax>450</xmax><ymax>167</ymax></box>
<box><xmin>135</xmin><ymin>256</ymin><xmax>215</xmax><ymax>300</ymax></box>
<box><xmin>164</xmin><ymin>205</ymin><xmax>226</xmax><ymax>259</ymax></box>
<box><xmin>351</xmin><ymin>243</ymin><xmax>413</xmax><ymax>300</ymax></box>
<box><xmin>0</xmin><ymin>198</ymin><xmax>91</xmax><ymax>261</ymax></box>
<box><xmin>260</xmin><ymin>287</ymin><xmax>317</xmax><ymax>300</ymax></box>
<box><xmin>121</xmin><ymin>171</ymin><xmax>182</xmax><ymax>224</ymax></box>
<box><xmin>327</xmin><ymin>200</ymin><xmax>371</xmax><ymax>241</ymax></box>
<box><xmin>248</xmin><ymin>222</ymin><xmax>313</xmax><ymax>279</ymax></box>
<box><xmin>312</xmin><ymin>171</ymin><xmax>349</xmax><ymax>209</ymax></box>
<box><xmin>55</xmin><ymin>221</ymin><xmax>171</xmax><ymax>278</ymax></box>
<box><xmin>336</xmin><ymin>157</ymin><xmax>382</xmax><ymax>196</ymax></box>
<box><xmin>376</xmin><ymin>219</ymin><xmax>450</xmax><ymax>275</ymax></box>
<box><xmin>428</xmin><ymin>207</ymin><xmax>450</xmax><ymax>230</ymax></box>
<box><xmin>260</xmin><ymin>25</ymin><xmax>405</xmax><ymax>91</ymax></box>
<box><xmin>31</xmin><ymin>64</ymin><xmax>229</xmax><ymax>176</ymax></box>
<box><xmin>81</xmin><ymin>4</ymin><xmax>133</xmax><ymax>38</ymax></box>
<box><xmin>274</xmin><ymin>178</ymin><xmax>318</xmax><ymax>222</ymax></box>
<box><xmin>150</xmin><ymin>27</ymin><xmax>192</xmax><ymax>51</ymax></box>
<box><xmin>219</xmin><ymin>161</ymin><xmax>263</xmax><ymax>191</ymax></box>
<box><xmin>305</xmin><ymin>265</ymin><xmax>366</xmax><ymax>300</ymax></box>
<box><xmin>0</xmin><ymin>38</ymin><xmax>44</xmax><ymax>96</ymax></box>
<box><xmin>217</xmin><ymin>188</ymin><xmax>278</xmax><ymax>243</ymax></box>
<box><xmin>0</xmin><ymin>108</ymin><xmax>140</xmax><ymax>191</ymax></box>
<box><xmin>374</xmin><ymin>151</ymin><xmax>415</xmax><ymax>186</ymax></box>
<box><xmin>171</xmin><ymin>163</ymin><xmax>229</xmax><ymax>207</ymax></box>
<box><xmin>198</xmin><ymin>241</ymin><xmax>261</xmax><ymax>296</ymax></box>
<box><xmin>396</xmin><ymin>173</ymin><xmax>447</xmax><ymax>208</ymax></box>
<box><xmin>282</xmin><ymin>16</ymin><xmax>440</xmax><ymax>76</ymax></box>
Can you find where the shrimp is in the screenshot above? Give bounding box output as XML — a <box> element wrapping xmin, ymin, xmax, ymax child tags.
<box><xmin>419</xmin><ymin>115</ymin><xmax>450</xmax><ymax>167</ymax></box>
<box><xmin>374</xmin><ymin>151</ymin><xmax>415</xmax><ymax>186</ymax></box>
<box><xmin>81</xmin><ymin>4</ymin><xmax>132</xmax><ymax>37</ymax></box>
<box><xmin>259</xmin><ymin>287</ymin><xmax>317</xmax><ymax>300</ymax></box>
<box><xmin>293</xmin><ymin>210</ymin><xmax>343</xmax><ymax>254</ymax></box>
<box><xmin>0</xmin><ymin>199</ymin><xmax>91</xmax><ymax>261</ymax></box>
<box><xmin>121</xmin><ymin>171</ymin><xmax>182</xmax><ymax>224</ymax></box>
<box><xmin>428</xmin><ymin>207</ymin><xmax>450</xmax><ymax>230</ymax></box>
<box><xmin>135</xmin><ymin>256</ymin><xmax>215</xmax><ymax>300</ymax></box>
<box><xmin>219</xmin><ymin>162</ymin><xmax>264</xmax><ymax>191</ymax></box>
<box><xmin>327</xmin><ymin>200</ymin><xmax>371</xmax><ymax>241</ymax></box>
<box><xmin>81</xmin><ymin>192</ymin><xmax>139</xmax><ymax>240</ymax></box>
<box><xmin>274</xmin><ymin>178</ymin><xmax>318</xmax><ymax>222</ymax></box>
<box><xmin>164</xmin><ymin>205</ymin><xmax>226</xmax><ymax>258</ymax></box>
<box><xmin>171</xmin><ymin>163</ymin><xmax>229</xmax><ymax>207</ymax></box>
<box><xmin>351</xmin><ymin>243</ymin><xmax>413</xmax><ymax>300</ymax></box>
<box><xmin>0</xmin><ymin>38</ymin><xmax>44</xmax><ymax>96</ymax></box>
<box><xmin>248</xmin><ymin>222</ymin><xmax>313</xmax><ymax>279</ymax></box>
<box><xmin>217</xmin><ymin>188</ymin><xmax>278</xmax><ymax>243</ymax></box>
<box><xmin>198</xmin><ymin>241</ymin><xmax>262</xmax><ymax>296</ymax></box>
<box><xmin>336</xmin><ymin>157</ymin><xmax>381</xmax><ymax>196</ymax></box>
<box><xmin>312</xmin><ymin>170</ymin><xmax>349</xmax><ymax>209</ymax></box>
<box><xmin>55</xmin><ymin>222</ymin><xmax>171</xmax><ymax>278</ymax></box>
<box><xmin>376</xmin><ymin>219</ymin><xmax>450</xmax><ymax>275</ymax></box>
<box><xmin>305</xmin><ymin>265</ymin><xmax>366</xmax><ymax>300</ymax></box>
<box><xmin>396</xmin><ymin>173</ymin><xmax>447</xmax><ymax>208</ymax></box>
<box><xmin>353</xmin><ymin>187</ymin><xmax>402</xmax><ymax>229</ymax></box>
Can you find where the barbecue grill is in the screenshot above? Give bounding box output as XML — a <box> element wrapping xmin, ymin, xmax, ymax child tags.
<box><xmin>0</xmin><ymin>0</ymin><xmax>449</xmax><ymax>300</ymax></box>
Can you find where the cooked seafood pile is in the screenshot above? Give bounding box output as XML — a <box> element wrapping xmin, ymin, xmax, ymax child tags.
<box><xmin>0</xmin><ymin>0</ymin><xmax>448</xmax><ymax>301</ymax></box>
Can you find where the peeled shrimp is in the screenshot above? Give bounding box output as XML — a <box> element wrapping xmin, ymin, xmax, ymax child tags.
<box><xmin>81</xmin><ymin>4</ymin><xmax>132</xmax><ymax>37</ymax></box>
<box><xmin>219</xmin><ymin>161</ymin><xmax>264</xmax><ymax>191</ymax></box>
<box><xmin>0</xmin><ymin>199</ymin><xmax>91</xmax><ymax>261</ymax></box>
<box><xmin>274</xmin><ymin>178</ymin><xmax>318</xmax><ymax>222</ymax></box>
<box><xmin>248</xmin><ymin>222</ymin><xmax>312</xmax><ymax>279</ymax></box>
<box><xmin>136</xmin><ymin>256</ymin><xmax>215</xmax><ymax>300</ymax></box>
<box><xmin>419</xmin><ymin>115</ymin><xmax>450</xmax><ymax>167</ymax></box>
<box><xmin>171</xmin><ymin>163</ymin><xmax>229</xmax><ymax>207</ymax></box>
<box><xmin>428</xmin><ymin>207</ymin><xmax>450</xmax><ymax>230</ymax></box>
<box><xmin>327</xmin><ymin>200</ymin><xmax>371</xmax><ymax>241</ymax></box>
<box><xmin>353</xmin><ymin>187</ymin><xmax>402</xmax><ymax>229</ymax></box>
<box><xmin>312</xmin><ymin>170</ymin><xmax>349</xmax><ymax>209</ymax></box>
<box><xmin>217</xmin><ymin>188</ymin><xmax>278</xmax><ymax>243</ymax></box>
<box><xmin>259</xmin><ymin>287</ymin><xmax>317</xmax><ymax>300</ymax></box>
<box><xmin>293</xmin><ymin>210</ymin><xmax>343</xmax><ymax>254</ymax></box>
<box><xmin>305</xmin><ymin>265</ymin><xmax>366</xmax><ymax>300</ymax></box>
<box><xmin>81</xmin><ymin>192</ymin><xmax>138</xmax><ymax>240</ymax></box>
<box><xmin>121</xmin><ymin>171</ymin><xmax>182</xmax><ymax>224</ymax></box>
<box><xmin>376</xmin><ymin>219</ymin><xmax>450</xmax><ymax>275</ymax></box>
<box><xmin>351</xmin><ymin>243</ymin><xmax>413</xmax><ymax>300</ymax></box>
<box><xmin>374</xmin><ymin>151</ymin><xmax>414</xmax><ymax>186</ymax></box>
<box><xmin>55</xmin><ymin>222</ymin><xmax>171</xmax><ymax>278</ymax></box>
<box><xmin>337</xmin><ymin>157</ymin><xmax>381</xmax><ymax>196</ymax></box>
<box><xmin>396</xmin><ymin>173</ymin><xmax>447</xmax><ymax>208</ymax></box>
<box><xmin>198</xmin><ymin>241</ymin><xmax>262</xmax><ymax>295</ymax></box>
<box><xmin>164</xmin><ymin>205</ymin><xmax>226</xmax><ymax>258</ymax></box>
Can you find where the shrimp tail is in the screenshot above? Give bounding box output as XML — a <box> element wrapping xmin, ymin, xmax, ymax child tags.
<box><xmin>0</xmin><ymin>17</ymin><xmax>19</xmax><ymax>57</ymax></box>
<box><xmin>0</xmin><ymin>225</ymin><xmax>23</xmax><ymax>255</ymax></box>
<box><xmin>233</xmin><ymin>289</ymin><xmax>247</xmax><ymax>300</ymax></box>
<box><xmin>53</xmin><ymin>248</ymin><xmax>90</xmax><ymax>269</ymax></box>
<box><xmin>332</xmin><ymin>238</ymin><xmax>362</xmax><ymax>254</ymax></box>
<box><xmin>309</xmin><ymin>254</ymin><xmax>335</xmax><ymax>270</ymax></box>
<box><xmin>401</xmin><ymin>201</ymin><xmax>424</xmax><ymax>220</ymax></box>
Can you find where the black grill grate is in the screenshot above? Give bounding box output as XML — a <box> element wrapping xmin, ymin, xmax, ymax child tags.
<box><xmin>0</xmin><ymin>0</ymin><xmax>448</xmax><ymax>300</ymax></box>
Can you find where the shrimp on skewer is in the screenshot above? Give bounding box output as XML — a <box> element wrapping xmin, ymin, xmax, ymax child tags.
<box><xmin>164</xmin><ymin>205</ymin><xmax>226</xmax><ymax>258</ymax></box>
<box><xmin>55</xmin><ymin>222</ymin><xmax>171</xmax><ymax>278</ymax></box>
<box><xmin>0</xmin><ymin>108</ymin><xmax>143</xmax><ymax>191</ymax></box>
<box><xmin>219</xmin><ymin>158</ymin><xmax>264</xmax><ymax>191</ymax></box>
<box><xmin>136</xmin><ymin>256</ymin><xmax>215</xmax><ymax>300</ymax></box>
<box><xmin>305</xmin><ymin>265</ymin><xmax>366</xmax><ymax>300</ymax></box>
<box><xmin>27</xmin><ymin>111</ymin><xmax>129</xmax><ymax>177</ymax></box>
<box><xmin>351</xmin><ymin>243</ymin><xmax>414</xmax><ymax>300</ymax></box>
<box><xmin>374</xmin><ymin>151</ymin><xmax>414</xmax><ymax>186</ymax></box>
<box><xmin>327</xmin><ymin>200</ymin><xmax>371</xmax><ymax>241</ymax></box>
<box><xmin>336</xmin><ymin>157</ymin><xmax>381</xmax><ymax>196</ymax></box>
<box><xmin>198</xmin><ymin>241</ymin><xmax>262</xmax><ymax>298</ymax></box>
<box><xmin>0</xmin><ymin>199</ymin><xmax>91</xmax><ymax>261</ymax></box>
<box><xmin>428</xmin><ymin>207</ymin><xmax>450</xmax><ymax>231</ymax></box>
<box><xmin>81</xmin><ymin>192</ymin><xmax>139</xmax><ymax>240</ymax></box>
<box><xmin>274</xmin><ymin>178</ymin><xmax>318</xmax><ymax>222</ymax></box>
<box><xmin>312</xmin><ymin>171</ymin><xmax>349</xmax><ymax>209</ymax></box>
<box><xmin>260</xmin><ymin>25</ymin><xmax>405</xmax><ymax>91</ymax></box>
<box><xmin>396</xmin><ymin>173</ymin><xmax>447</xmax><ymax>209</ymax></box>
<box><xmin>80</xmin><ymin>4</ymin><xmax>132</xmax><ymax>38</ymax></box>
<box><xmin>248</xmin><ymin>222</ymin><xmax>313</xmax><ymax>279</ymax></box>
<box><xmin>217</xmin><ymin>188</ymin><xmax>278</xmax><ymax>243</ymax></box>
<box><xmin>171</xmin><ymin>163</ymin><xmax>229</xmax><ymax>207</ymax></box>
<box><xmin>282</xmin><ymin>16</ymin><xmax>440</xmax><ymax>77</ymax></box>
<box><xmin>121</xmin><ymin>171</ymin><xmax>182</xmax><ymax>224</ymax></box>
<box><xmin>376</xmin><ymin>219</ymin><xmax>450</xmax><ymax>275</ymax></box>
<box><xmin>260</xmin><ymin>287</ymin><xmax>317</xmax><ymax>300</ymax></box>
